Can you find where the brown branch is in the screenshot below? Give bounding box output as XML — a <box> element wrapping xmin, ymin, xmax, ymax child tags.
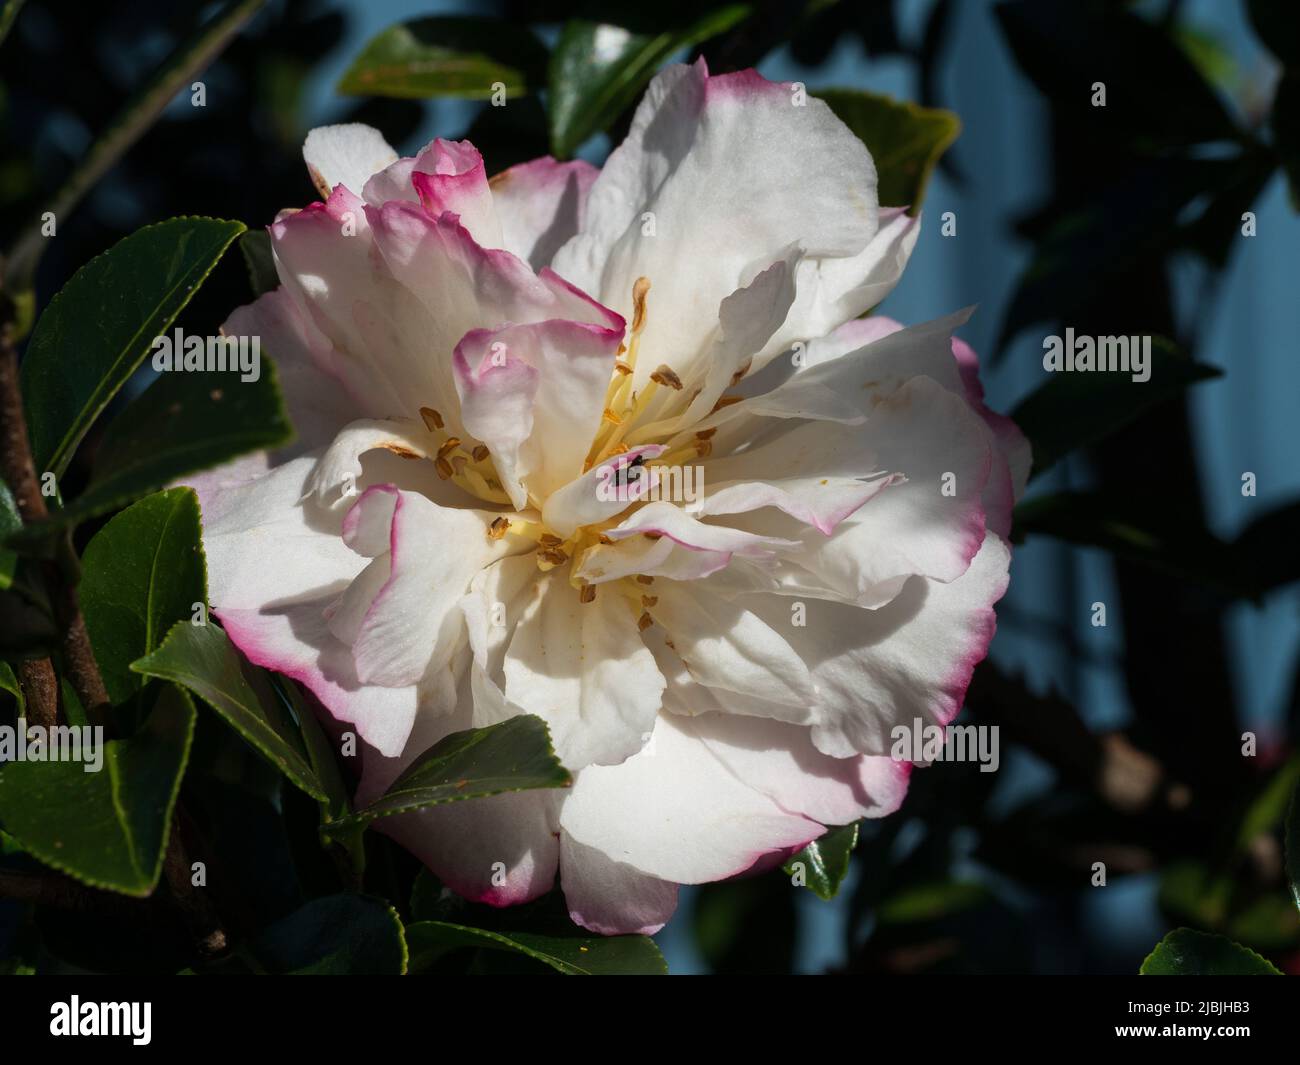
<box><xmin>15</xmin><ymin>657</ymin><xmax>56</xmax><ymax>729</ymax></box>
<box><xmin>0</xmin><ymin>295</ymin><xmax>227</xmax><ymax>958</ymax></box>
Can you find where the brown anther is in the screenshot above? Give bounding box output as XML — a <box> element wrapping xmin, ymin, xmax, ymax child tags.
<box><xmin>471</xmin><ymin>444</ymin><xmax>490</xmax><ymax>462</ymax></box>
<box><xmin>579</xmin><ymin>584</ymin><xmax>596</xmax><ymax>604</ymax></box>
<box><xmin>695</xmin><ymin>439</ymin><xmax>713</xmax><ymax>459</ymax></box>
<box><xmin>641</xmin><ymin>595</ymin><xmax>658</xmax><ymax>608</ymax></box>
<box><xmin>636</xmin><ymin>575</ymin><xmax>654</xmax><ymax>585</ymax></box>
<box><xmin>539</xmin><ymin>547</ymin><xmax>569</xmax><ymax>565</ymax></box>
<box><xmin>420</xmin><ymin>406</ymin><xmax>444</xmax><ymax>431</ymax></box>
<box><xmin>695</xmin><ymin>427</ymin><xmax>717</xmax><ymax>441</ymax></box>
<box><xmin>637</xmin><ymin>612</ymin><xmax>653</xmax><ymax>631</ymax></box>
<box><xmin>435</xmin><ymin>457</ymin><xmax>454</xmax><ymax>480</ymax></box>
<box><xmin>631</xmin><ymin>277</ymin><xmax>651</xmax><ymax>333</ymax></box>
<box><xmin>539</xmin><ymin>533</ymin><xmax>564</xmax><ymax>548</ymax></box>
<box><xmin>598</xmin><ymin>534</ymin><xmax>614</xmax><ymax>545</ymax></box>
<box><xmin>650</xmin><ymin>365</ymin><xmax>683</xmax><ymax>390</ymax></box>
<box><xmin>709</xmin><ymin>395</ymin><xmax>743</xmax><ymax>414</ymax></box>
<box><xmin>436</xmin><ymin>437</ymin><xmax>462</xmax><ymax>460</ymax></box>
<box><xmin>730</xmin><ymin>358</ymin><xmax>752</xmax><ymax>385</ymax></box>
<box><xmin>613</xmin><ymin>362</ymin><xmax>633</xmax><ymax>376</ymax></box>
<box><xmin>488</xmin><ymin>517</ymin><xmax>511</xmax><ymax>541</ymax></box>
<box><xmin>602</xmin><ymin>407</ymin><xmax>623</xmax><ymax>425</ymax></box>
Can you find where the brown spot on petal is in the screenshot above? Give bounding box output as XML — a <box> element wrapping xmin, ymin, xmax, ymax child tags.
<box><xmin>636</xmin><ymin>575</ymin><xmax>654</xmax><ymax>585</ymax></box>
<box><xmin>709</xmin><ymin>395</ymin><xmax>743</xmax><ymax>414</ymax></box>
<box><xmin>695</xmin><ymin>427</ymin><xmax>718</xmax><ymax>441</ymax></box>
<box><xmin>380</xmin><ymin>443</ymin><xmax>421</xmax><ymax>459</ymax></box>
<box><xmin>579</xmin><ymin>583</ymin><xmax>596</xmax><ymax>604</ymax></box>
<box><xmin>730</xmin><ymin>358</ymin><xmax>752</xmax><ymax>385</ymax></box>
<box><xmin>641</xmin><ymin>595</ymin><xmax>658</xmax><ymax>608</ymax></box>
<box><xmin>637</xmin><ymin>612</ymin><xmax>653</xmax><ymax>631</ymax></box>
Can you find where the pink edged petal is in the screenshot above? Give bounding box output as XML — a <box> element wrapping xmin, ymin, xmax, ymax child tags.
<box><xmin>411</xmin><ymin>139</ymin><xmax>503</xmax><ymax>249</ymax></box>
<box><xmin>328</xmin><ymin>485</ymin><xmax>523</xmax><ymax>688</ymax></box>
<box><xmin>559</xmin><ymin>833</ymin><xmax>679</xmax><ymax>936</ymax></box>
<box><xmin>366</xmin><ymin>199</ymin><xmax>624</xmax><ymax>351</ymax></box>
<box><xmin>698</xmin><ymin>472</ymin><xmax>898</xmax><ymax>537</ymax></box>
<box><xmin>489</xmin><ymin>156</ymin><xmax>598</xmax><ymax>272</ymax></box>
<box><xmin>197</xmin><ymin>455</ymin><xmax>422</xmax><ymax>757</ymax></box>
<box><xmin>719</xmin><ymin>375</ymin><xmax>994</xmax><ymax>607</ymax></box>
<box><xmin>358</xmin><ymin>669</ymin><xmax>562</xmax><ymax>907</ymax></box>
<box><xmin>453</xmin><ymin>318</ymin><xmax>622</xmax><ymax>508</ymax></box>
<box><xmin>559</xmin><ymin>710</ymin><xmax>821</xmax><ymax>884</ymax></box>
<box><xmin>686</xmin><ymin>712</ymin><xmax>910</xmax><ymax>825</ymax></box>
<box><xmin>502</xmin><ymin>570</ymin><xmax>665</xmax><ymax>769</ymax></box>
<box><xmin>951</xmin><ymin>336</ymin><xmax>1032</xmax><ymax>537</ymax></box>
<box><xmin>540</xmin><ymin>444</ymin><xmax>666</xmax><ymax>539</ymax></box>
<box><xmin>270</xmin><ymin>185</ymin><xmax>462</xmax><ymax>425</ymax></box>
<box><xmin>735</xmin><ymin>532</ymin><xmax>1012</xmax><ymax>759</ymax></box>
<box><xmin>552</xmin><ymin>59</ymin><xmax>879</xmax><ymax>393</ymax></box>
<box><xmin>303</xmin><ymin>124</ymin><xmax>398</xmax><ymax>199</ymax></box>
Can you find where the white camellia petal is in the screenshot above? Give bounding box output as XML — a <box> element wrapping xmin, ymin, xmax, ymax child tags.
<box><xmin>758</xmin><ymin>207</ymin><xmax>921</xmax><ymax>363</ymax></box>
<box><xmin>737</xmin><ymin>533</ymin><xmax>1012</xmax><ymax>759</ymax></box>
<box><xmin>329</xmin><ymin>485</ymin><xmax>521</xmax><ymax>688</ymax></box>
<box><xmin>560</xmin><ymin>711</ymin><xmax>820</xmax><ymax>884</ymax></box>
<box><xmin>453</xmin><ymin>318</ymin><xmax>622</xmax><ymax>509</ymax></box>
<box><xmin>648</xmin><ymin>578</ymin><xmax>816</xmax><ymax>713</ymax></box>
<box><xmin>198</xmin><ymin>456</ymin><xmax>425</xmax><ymax>757</ymax></box>
<box><xmin>303</xmin><ymin>123</ymin><xmax>398</xmax><ymax>199</ymax></box>
<box><xmin>489</xmin><ymin>156</ymin><xmax>598</xmax><ymax>271</ymax></box>
<box><xmin>552</xmin><ymin>59</ymin><xmax>878</xmax><ymax>392</ymax></box>
<box><xmin>540</xmin><ymin>444</ymin><xmax>665</xmax><ymax>539</ymax></box>
<box><xmin>716</xmin><ymin>376</ymin><xmax>994</xmax><ymax>607</ymax></box>
<box><xmin>503</xmin><ymin>571</ymin><xmax>665</xmax><ymax>768</ymax></box>
<box><xmin>302</xmin><ymin>417</ymin><xmax>440</xmax><ymax>508</ymax></box>
<box><xmin>222</xmin><ymin>288</ymin><xmax>356</xmax><ymax>455</ymax></box>
<box><xmin>559</xmin><ymin>833</ymin><xmax>679</xmax><ymax>936</ymax></box>
<box><xmin>686</xmin><ymin>711</ymin><xmax>910</xmax><ymax>826</ymax></box>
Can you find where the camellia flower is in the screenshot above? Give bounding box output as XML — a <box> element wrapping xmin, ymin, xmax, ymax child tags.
<box><xmin>194</xmin><ymin>60</ymin><xmax>1029</xmax><ymax>934</ymax></box>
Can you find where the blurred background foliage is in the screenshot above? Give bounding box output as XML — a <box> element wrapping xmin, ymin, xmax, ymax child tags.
<box><xmin>1</xmin><ymin>0</ymin><xmax>1298</xmax><ymax>974</ymax></box>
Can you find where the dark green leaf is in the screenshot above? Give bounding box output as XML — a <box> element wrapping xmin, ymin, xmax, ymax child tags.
<box><xmin>337</xmin><ymin>17</ymin><xmax>548</xmax><ymax>100</ymax></box>
<box><xmin>132</xmin><ymin>621</ymin><xmax>327</xmax><ymax>803</ymax></box>
<box><xmin>1013</xmin><ymin>491</ymin><xmax>1241</xmax><ymax>595</ymax></box>
<box><xmin>11</xmin><ymin>359</ymin><xmax>292</xmax><ymax>546</ymax></box>
<box><xmin>326</xmin><ymin>714</ymin><xmax>570</xmax><ymax>833</ymax></box>
<box><xmin>20</xmin><ymin>217</ymin><xmax>246</xmax><ymax>479</ymax></box>
<box><xmin>80</xmin><ymin>488</ymin><xmax>206</xmax><ymax>704</ymax></box>
<box><xmin>238</xmin><ymin>229</ymin><xmax>278</xmax><ymax>297</ymax></box>
<box><xmin>1010</xmin><ymin>338</ymin><xmax>1221</xmax><ymax>477</ymax></box>
<box><xmin>1234</xmin><ymin>499</ymin><xmax>1300</xmax><ymax>595</ymax></box>
<box><xmin>784</xmin><ymin>822</ymin><xmax>858</xmax><ymax>900</ymax></box>
<box><xmin>995</xmin><ymin>1</ymin><xmax>1240</xmax><ymax>151</ymax></box>
<box><xmin>819</xmin><ymin>89</ymin><xmax>960</xmax><ymax>210</ymax></box>
<box><xmin>1140</xmin><ymin>928</ymin><xmax>1281</xmax><ymax>975</ymax></box>
<box><xmin>547</xmin><ymin>8</ymin><xmax>750</xmax><ymax>159</ymax></box>
<box><xmin>244</xmin><ymin>895</ymin><xmax>406</xmax><ymax>974</ymax></box>
<box><xmin>0</xmin><ymin>684</ymin><xmax>195</xmax><ymax>895</ymax></box>
<box><xmin>0</xmin><ymin>659</ymin><xmax>22</xmax><ymax>715</ymax></box>
<box><xmin>406</xmin><ymin>920</ymin><xmax>666</xmax><ymax>975</ymax></box>
<box><xmin>0</xmin><ymin>481</ymin><xmax>19</xmax><ymax>589</ymax></box>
